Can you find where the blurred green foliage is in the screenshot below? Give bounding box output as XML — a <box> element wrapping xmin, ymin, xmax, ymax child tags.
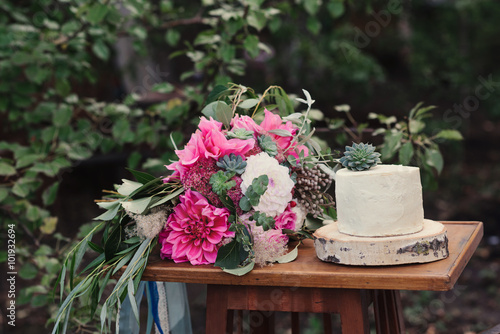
<box><xmin>1</xmin><ymin>0</ymin><xmax>492</xmax><ymax>331</ymax></box>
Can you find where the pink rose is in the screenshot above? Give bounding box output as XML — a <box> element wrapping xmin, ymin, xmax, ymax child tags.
<box><xmin>274</xmin><ymin>203</ymin><xmax>297</xmax><ymax>230</ymax></box>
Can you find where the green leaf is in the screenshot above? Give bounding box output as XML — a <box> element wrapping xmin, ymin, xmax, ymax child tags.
<box><xmin>19</xmin><ymin>263</ymin><xmax>38</xmax><ymax>280</ymax></box>
<box><xmin>239</xmin><ymin>196</ymin><xmax>251</xmax><ymax>212</ymax></box>
<box><xmin>409</xmin><ymin>119</ymin><xmax>425</xmax><ymax>134</ymax></box>
<box><xmin>55</xmin><ymin>79</ymin><xmax>71</xmax><ymax>97</ymax></box>
<box><xmin>327</xmin><ymin>1</ymin><xmax>345</xmax><ymax>18</ymax></box>
<box><xmin>127</xmin><ymin>279</ymin><xmax>140</xmax><ymax>324</ymax></box>
<box><xmin>121</xmin><ymin>197</ymin><xmax>152</xmax><ymax>214</ymax></box>
<box><xmin>215</xmin><ymin>239</ymin><xmax>248</xmax><ymax>269</ymax></box>
<box><xmin>268</xmin><ymin>129</ymin><xmax>292</xmax><ymax>137</ymax></box>
<box><xmin>252</xmin><ymin>175</ymin><xmax>269</xmax><ymax>195</ymax></box>
<box><xmin>165</xmin><ymin>29</ymin><xmax>180</xmax><ymax>46</ymax></box>
<box><xmin>150</xmin><ymin>187</ymin><xmax>184</xmax><ymax>208</ymax></box>
<box><xmin>40</xmin><ymin>217</ymin><xmax>58</xmax><ymax>234</ymax></box>
<box><xmin>94</xmin><ymin>203</ymin><xmax>120</xmax><ymax>221</ymax></box>
<box><xmin>152</xmin><ymin>82</ymin><xmax>174</xmax><ymax>94</ymax></box>
<box><xmin>425</xmin><ymin>148</ymin><xmax>444</xmax><ymax>174</ymax></box>
<box><xmin>275</xmin><ymin>243</ymin><xmax>300</xmax><ymax>263</ymax></box>
<box><xmin>238</xmin><ymin>98</ymin><xmax>259</xmax><ymax>109</ymax></box>
<box><xmin>0</xmin><ymin>162</ymin><xmax>16</xmax><ymax>176</ymax></box>
<box><xmin>220</xmin><ymin>43</ymin><xmax>236</xmax><ymax>62</ymax></box>
<box><xmin>381</xmin><ymin>131</ymin><xmax>403</xmax><ymax>160</ymax></box>
<box><xmin>92</xmin><ymin>39</ymin><xmax>110</xmax><ymax>61</ymax></box>
<box><xmin>117</xmin><ymin>179</ymin><xmax>143</xmax><ymax>196</ymax></box>
<box><xmin>104</xmin><ymin>225</ymin><xmax>123</xmax><ymax>261</ymax></box>
<box><xmin>304</xmin><ymin>0</ymin><xmax>321</xmax><ymax>15</ymax></box>
<box><xmin>306</xmin><ymin>16</ymin><xmax>321</xmax><ymax>35</ymax></box>
<box><xmin>126</xmin><ymin>168</ymin><xmax>156</xmax><ymax>184</ymax></box>
<box><xmin>16</xmin><ymin>153</ymin><xmax>44</xmax><ymax>169</ymax></box>
<box><xmin>86</xmin><ymin>4</ymin><xmax>109</xmax><ymax>24</ymax></box>
<box><xmin>112</xmin><ymin>118</ymin><xmax>134</xmax><ymax>143</ymax></box>
<box><xmin>398</xmin><ymin>142</ymin><xmax>414</xmax><ymax>166</ymax></box>
<box><xmin>88</xmin><ymin>241</ymin><xmax>104</xmax><ymax>254</ymax></box>
<box><xmin>215</xmin><ymin>101</ymin><xmax>233</xmax><ymax>128</ymax></box>
<box><xmin>248</xmin><ymin>10</ymin><xmax>266</xmax><ymax>31</ymax></box>
<box><xmin>206</xmin><ymin>85</ymin><xmax>230</xmax><ymax>104</ymax></box>
<box><xmin>53</xmin><ymin>105</ymin><xmax>73</xmax><ymax>127</ymax></box>
<box><xmin>243</xmin><ymin>35</ymin><xmax>259</xmax><ymax>58</ymax></box>
<box><xmin>434</xmin><ymin>129</ymin><xmax>463</xmax><ymax>141</ymax></box>
<box><xmin>0</xmin><ymin>187</ymin><xmax>8</xmax><ymax>203</ymax></box>
<box><xmin>127</xmin><ymin>151</ymin><xmax>142</xmax><ymax>170</ymax></box>
<box><xmin>201</xmin><ymin>101</ymin><xmax>218</xmax><ymax>119</ymax></box>
<box><xmin>31</xmin><ymin>294</ymin><xmax>48</xmax><ymax>307</ymax></box>
<box><xmin>42</xmin><ymin>182</ymin><xmax>59</xmax><ymax>206</ymax></box>
<box><xmin>222</xmin><ymin>260</ymin><xmax>255</xmax><ymax>276</ymax></box>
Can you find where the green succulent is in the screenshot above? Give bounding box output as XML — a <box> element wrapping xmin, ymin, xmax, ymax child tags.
<box><xmin>339</xmin><ymin>142</ymin><xmax>382</xmax><ymax>171</ymax></box>
<box><xmin>217</xmin><ymin>153</ymin><xmax>247</xmax><ymax>174</ymax></box>
<box><xmin>258</xmin><ymin>135</ymin><xmax>278</xmax><ymax>156</ymax></box>
<box><xmin>210</xmin><ymin>170</ymin><xmax>236</xmax><ymax>195</ymax></box>
<box><xmin>227</xmin><ymin>128</ymin><xmax>254</xmax><ymax>140</ymax></box>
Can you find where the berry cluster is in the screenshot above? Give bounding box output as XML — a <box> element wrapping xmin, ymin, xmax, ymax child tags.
<box><xmin>294</xmin><ymin>165</ymin><xmax>335</xmax><ymax>218</ymax></box>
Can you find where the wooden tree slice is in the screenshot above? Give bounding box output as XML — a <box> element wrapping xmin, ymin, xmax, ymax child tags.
<box><xmin>313</xmin><ymin>220</ymin><xmax>449</xmax><ymax>266</ymax></box>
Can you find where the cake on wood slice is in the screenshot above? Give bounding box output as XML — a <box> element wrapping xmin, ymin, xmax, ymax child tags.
<box><xmin>336</xmin><ymin>165</ymin><xmax>424</xmax><ymax>237</ymax></box>
<box><xmin>314</xmin><ymin>220</ymin><xmax>448</xmax><ymax>266</ymax></box>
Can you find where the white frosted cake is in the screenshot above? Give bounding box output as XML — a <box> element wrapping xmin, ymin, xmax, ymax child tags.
<box><xmin>335</xmin><ymin>164</ymin><xmax>424</xmax><ymax>237</ymax></box>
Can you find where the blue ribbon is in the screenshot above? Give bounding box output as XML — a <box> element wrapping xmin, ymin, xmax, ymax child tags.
<box><xmin>147</xmin><ymin>281</ymin><xmax>164</xmax><ymax>334</ymax></box>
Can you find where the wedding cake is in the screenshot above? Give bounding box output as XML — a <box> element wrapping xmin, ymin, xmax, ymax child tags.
<box><xmin>335</xmin><ymin>164</ymin><xmax>424</xmax><ymax>237</ymax></box>
<box><xmin>314</xmin><ymin>153</ymin><xmax>449</xmax><ymax>266</ymax></box>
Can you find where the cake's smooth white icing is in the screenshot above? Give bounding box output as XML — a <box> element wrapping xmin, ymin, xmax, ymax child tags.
<box><xmin>335</xmin><ymin>164</ymin><xmax>424</xmax><ymax>237</ymax></box>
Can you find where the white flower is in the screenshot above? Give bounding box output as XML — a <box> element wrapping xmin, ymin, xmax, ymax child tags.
<box><xmin>291</xmin><ymin>201</ymin><xmax>307</xmax><ymax>231</ymax></box>
<box><xmin>241</xmin><ymin>152</ymin><xmax>294</xmax><ymax>217</ymax></box>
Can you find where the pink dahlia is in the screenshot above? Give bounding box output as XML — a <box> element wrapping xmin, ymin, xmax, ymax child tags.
<box><xmin>159</xmin><ymin>189</ymin><xmax>233</xmax><ymax>265</ymax></box>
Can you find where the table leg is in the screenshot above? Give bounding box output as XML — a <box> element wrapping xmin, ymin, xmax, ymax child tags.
<box><xmin>373</xmin><ymin>290</ymin><xmax>406</xmax><ymax>334</ymax></box>
<box><xmin>206</xmin><ymin>284</ymin><xmax>231</xmax><ymax>333</ymax></box>
<box><xmin>337</xmin><ymin>289</ymin><xmax>370</xmax><ymax>334</ymax></box>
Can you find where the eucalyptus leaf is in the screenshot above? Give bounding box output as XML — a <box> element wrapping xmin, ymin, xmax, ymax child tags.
<box><xmin>238</xmin><ymin>98</ymin><xmax>259</xmax><ymax>109</ymax></box>
<box><xmin>222</xmin><ymin>260</ymin><xmax>255</xmax><ymax>276</ymax></box>
<box><xmin>215</xmin><ymin>101</ymin><xmax>233</xmax><ymax>128</ymax></box>
<box><xmin>117</xmin><ymin>179</ymin><xmax>143</xmax><ymax>196</ymax></box>
<box><xmin>94</xmin><ymin>204</ymin><xmax>120</xmax><ymax>221</ymax></box>
<box><xmin>150</xmin><ymin>187</ymin><xmax>184</xmax><ymax>208</ymax></box>
<box><xmin>267</xmin><ymin>129</ymin><xmax>292</xmax><ymax>137</ymax></box>
<box><xmin>121</xmin><ymin>197</ymin><xmax>152</xmax><ymax>214</ymax></box>
<box><xmin>275</xmin><ymin>243</ymin><xmax>299</xmax><ymax>263</ymax></box>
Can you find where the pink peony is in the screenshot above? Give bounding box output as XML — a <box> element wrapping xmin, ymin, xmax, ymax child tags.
<box><xmin>159</xmin><ymin>189</ymin><xmax>234</xmax><ymax>265</ymax></box>
<box><xmin>274</xmin><ymin>203</ymin><xmax>297</xmax><ymax>230</ymax></box>
<box><xmin>167</xmin><ymin>117</ymin><xmax>255</xmax><ymax>180</ymax></box>
<box><xmin>231</xmin><ymin>114</ymin><xmax>262</xmax><ymax>134</ymax></box>
<box><xmin>260</xmin><ymin>109</ymin><xmax>309</xmax><ymax>159</ymax></box>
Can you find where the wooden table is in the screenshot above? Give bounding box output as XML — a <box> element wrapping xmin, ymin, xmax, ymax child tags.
<box><xmin>142</xmin><ymin>221</ymin><xmax>483</xmax><ymax>333</ymax></box>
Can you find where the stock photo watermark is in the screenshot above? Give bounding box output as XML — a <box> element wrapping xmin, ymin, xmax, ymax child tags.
<box><xmin>341</xmin><ymin>0</ymin><xmax>403</xmax><ymax>63</ymax></box>
<box><xmin>6</xmin><ymin>223</ymin><xmax>17</xmax><ymax>327</ymax></box>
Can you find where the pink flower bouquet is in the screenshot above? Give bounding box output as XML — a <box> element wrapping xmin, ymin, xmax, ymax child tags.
<box><xmin>53</xmin><ymin>85</ymin><xmax>336</xmax><ymax>333</ymax></box>
<box><xmin>87</xmin><ymin>85</ymin><xmax>335</xmax><ymax>276</ymax></box>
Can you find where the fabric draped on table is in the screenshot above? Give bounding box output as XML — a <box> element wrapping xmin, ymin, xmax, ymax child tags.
<box><xmin>118</xmin><ymin>281</ymin><xmax>192</xmax><ymax>334</ymax></box>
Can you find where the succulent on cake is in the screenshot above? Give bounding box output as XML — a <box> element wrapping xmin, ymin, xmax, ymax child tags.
<box><xmin>339</xmin><ymin>142</ymin><xmax>381</xmax><ymax>171</ymax></box>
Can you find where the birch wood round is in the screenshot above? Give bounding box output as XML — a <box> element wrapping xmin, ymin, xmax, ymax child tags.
<box><xmin>314</xmin><ymin>219</ymin><xmax>449</xmax><ymax>266</ymax></box>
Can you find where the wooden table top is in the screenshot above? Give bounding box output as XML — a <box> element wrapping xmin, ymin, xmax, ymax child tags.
<box><xmin>141</xmin><ymin>221</ymin><xmax>483</xmax><ymax>291</ymax></box>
